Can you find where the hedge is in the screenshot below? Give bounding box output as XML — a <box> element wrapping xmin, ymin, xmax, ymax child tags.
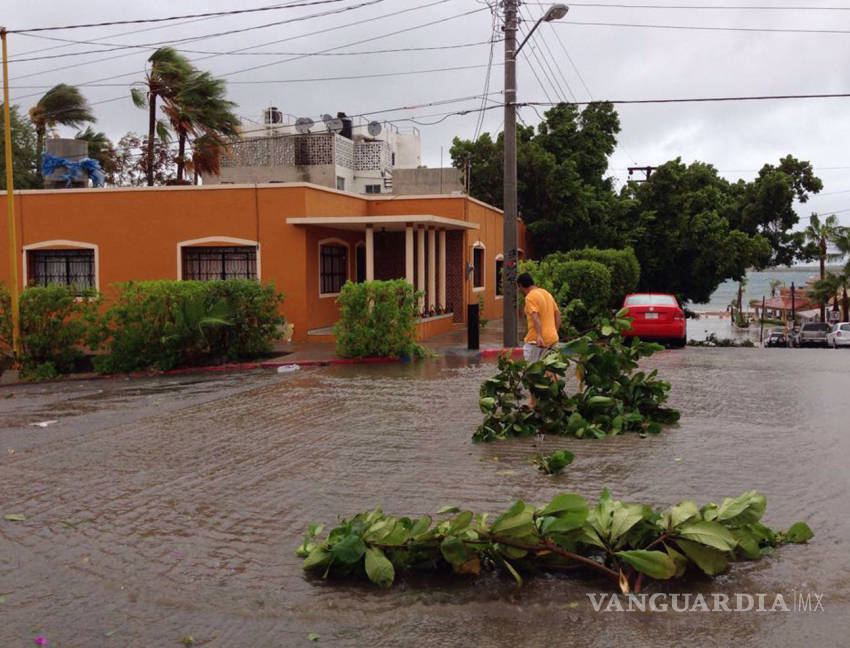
<box><xmin>0</xmin><ymin>283</ymin><xmax>99</xmax><ymax>380</ymax></box>
<box><xmin>94</xmin><ymin>279</ymin><xmax>285</xmax><ymax>373</ymax></box>
<box><xmin>334</xmin><ymin>279</ymin><xmax>426</xmax><ymax>359</ymax></box>
<box><xmin>563</xmin><ymin>247</ymin><xmax>641</xmax><ymax>307</ymax></box>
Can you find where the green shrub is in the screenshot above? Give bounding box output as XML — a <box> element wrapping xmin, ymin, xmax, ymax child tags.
<box><xmin>95</xmin><ymin>279</ymin><xmax>284</xmax><ymax>373</ymax></box>
<box><xmin>564</xmin><ymin>247</ymin><xmax>640</xmax><ymax>307</ymax></box>
<box><xmin>334</xmin><ymin>279</ymin><xmax>426</xmax><ymax>359</ymax></box>
<box><xmin>0</xmin><ymin>283</ymin><xmax>99</xmax><ymax>376</ymax></box>
<box><xmin>519</xmin><ymin>257</ymin><xmax>612</xmax><ymax>332</ymax></box>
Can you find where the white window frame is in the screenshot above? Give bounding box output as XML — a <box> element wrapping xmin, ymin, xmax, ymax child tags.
<box><xmin>318</xmin><ymin>237</ymin><xmax>350</xmax><ymax>298</ymax></box>
<box><xmin>471</xmin><ymin>240</ymin><xmax>486</xmax><ymax>293</ymax></box>
<box><xmin>22</xmin><ymin>240</ymin><xmax>100</xmax><ymax>292</ymax></box>
<box><xmin>176</xmin><ymin>236</ymin><xmax>261</xmax><ymax>281</ymax></box>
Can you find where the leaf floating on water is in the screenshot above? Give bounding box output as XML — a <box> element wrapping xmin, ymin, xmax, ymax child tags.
<box><xmin>3</xmin><ymin>513</ymin><xmax>26</xmax><ymax>521</ymax></box>
<box><xmin>307</xmin><ymin>633</ymin><xmax>320</xmax><ymax>642</ymax></box>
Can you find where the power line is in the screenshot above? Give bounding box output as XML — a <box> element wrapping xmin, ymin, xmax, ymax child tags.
<box><xmin>9</xmin><ymin>62</ymin><xmax>504</xmax><ymax>90</ymax></box>
<box><xmin>7</xmin><ymin>0</ymin><xmax>350</xmax><ymax>33</ymax></box>
<box><xmin>526</xmin><ymin>2</ymin><xmax>850</xmax><ymax>10</ymax></box>
<box><xmin>558</xmin><ymin>20</ymin><xmax>850</xmax><ymax>35</ymax></box>
<box><xmin>526</xmin><ymin>92</ymin><xmax>850</xmax><ymax>106</ymax></box>
<box><xmin>12</xmin><ymin>39</ymin><xmax>498</xmax><ymax>64</ymax></box>
<box><xmin>517</xmin><ymin>18</ymin><xmax>562</xmax><ymax>102</ymax></box>
<box><xmin>9</xmin><ymin>0</ymin><xmax>478</xmax><ymax>104</ymax></box>
<box><xmin>519</xmin><ymin>5</ymin><xmax>576</xmax><ymax>102</ymax></box>
<box><xmin>9</xmin><ymin>0</ymin><xmax>387</xmax><ymax>83</ymax></box>
<box><xmin>473</xmin><ymin>9</ymin><xmax>499</xmax><ymax>141</ymax></box>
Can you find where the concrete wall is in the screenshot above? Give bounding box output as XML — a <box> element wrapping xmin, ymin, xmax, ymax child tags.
<box><xmin>391</xmin><ymin>168</ymin><xmax>463</xmax><ymax>196</ymax></box>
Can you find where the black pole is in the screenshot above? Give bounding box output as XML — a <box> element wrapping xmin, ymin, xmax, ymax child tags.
<box><xmin>467</xmin><ymin>303</ymin><xmax>479</xmax><ymax>350</ymax></box>
<box><xmin>760</xmin><ymin>295</ymin><xmax>765</xmax><ymax>345</ymax></box>
<box><xmin>791</xmin><ymin>281</ymin><xmax>796</xmax><ymax>323</ymax></box>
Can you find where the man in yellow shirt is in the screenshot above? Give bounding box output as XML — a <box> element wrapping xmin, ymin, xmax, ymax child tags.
<box><xmin>518</xmin><ymin>272</ymin><xmax>561</xmax><ymax>362</ymax></box>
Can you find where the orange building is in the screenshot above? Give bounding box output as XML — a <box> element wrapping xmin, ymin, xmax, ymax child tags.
<box><xmin>0</xmin><ymin>182</ymin><xmax>526</xmax><ymax>341</ymax></box>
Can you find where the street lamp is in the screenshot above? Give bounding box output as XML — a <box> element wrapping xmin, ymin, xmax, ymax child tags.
<box><xmin>502</xmin><ymin>2</ymin><xmax>568</xmax><ymax>348</ymax></box>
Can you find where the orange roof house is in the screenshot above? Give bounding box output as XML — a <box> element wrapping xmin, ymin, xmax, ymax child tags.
<box><xmin>0</xmin><ymin>182</ymin><xmax>526</xmax><ymax>342</ymax></box>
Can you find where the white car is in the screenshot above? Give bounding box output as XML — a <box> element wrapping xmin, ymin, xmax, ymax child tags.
<box><xmin>827</xmin><ymin>322</ymin><xmax>850</xmax><ymax>348</ymax></box>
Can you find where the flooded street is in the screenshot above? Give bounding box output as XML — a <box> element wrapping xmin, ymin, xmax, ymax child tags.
<box><xmin>1</xmin><ymin>349</ymin><xmax>849</xmax><ymax>647</ymax></box>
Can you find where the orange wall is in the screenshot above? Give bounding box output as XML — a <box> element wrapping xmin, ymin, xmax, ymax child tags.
<box><xmin>0</xmin><ymin>184</ymin><xmax>508</xmax><ymax>340</ymax></box>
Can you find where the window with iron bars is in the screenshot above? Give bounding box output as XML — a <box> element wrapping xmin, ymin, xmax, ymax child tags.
<box><xmin>27</xmin><ymin>249</ymin><xmax>95</xmax><ymax>290</ymax></box>
<box><xmin>320</xmin><ymin>244</ymin><xmax>347</xmax><ymax>294</ymax></box>
<box><xmin>182</xmin><ymin>246</ymin><xmax>257</xmax><ymax>281</ymax></box>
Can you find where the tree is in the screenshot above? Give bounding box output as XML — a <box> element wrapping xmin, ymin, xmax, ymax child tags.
<box><xmin>769</xmin><ymin>278</ymin><xmax>783</xmax><ymax>297</ymax></box>
<box><xmin>0</xmin><ymin>103</ymin><xmax>39</xmax><ymax>189</ymax></box>
<box><xmin>131</xmin><ymin>47</ymin><xmax>193</xmax><ymax>186</ymax></box>
<box><xmin>810</xmin><ymin>270</ymin><xmax>850</xmax><ymax>323</ymax></box>
<box><xmin>190</xmin><ymin>132</ymin><xmax>228</xmax><ymax>184</ymax></box>
<box><xmin>159</xmin><ymin>70</ymin><xmax>240</xmax><ymax>183</ymax></box>
<box><xmin>802</xmin><ymin>213</ymin><xmax>842</xmax><ymax>320</ymax></box>
<box><xmin>28</xmin><ymin>84</ymin><xmax>95</xmax><ymax>180</ymax></box>
<box><xmin>731</xmin><ymin>155</ymin><xmax>823</xmax><ymax>266</ymax></box>
<box><xmin>75</xmin><ymin>126</ymin><xmax>116</xmax><ymax>184</ymax></box>
<box><xmin>620</xmin><ymin>159</ymin><xmax>771</xmax><ymax>304</ymax></box>
<box><xmin>112</xmin><ymin>132</ymin><xmax>175</xmax><ymax>186</ymax></box>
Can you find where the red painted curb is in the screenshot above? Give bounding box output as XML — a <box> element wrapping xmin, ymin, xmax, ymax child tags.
<box><xmin>478</xmin><ymin>347</ymin><xmax>524</xmax><ymax>359</ymax></box>
<box><xmin>260</xmin><ymin>356</ymin><xmax>400</xmax><ymax>368</ymax></box>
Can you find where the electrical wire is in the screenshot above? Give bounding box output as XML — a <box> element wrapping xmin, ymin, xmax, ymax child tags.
<box><xmin>558</xmin><ymin>20</ymin><xmax>850</xmax><ymax>35</ymax></box>
<box><xmin>518</xmin><ymin>5</ymin><xmax>576</xmax><ymax>102</ymax></box>
<box><xmin>473</xmin><ymin>8</ymin><xmax>499</xmax><ymax>141</ymax></box>
<box><xmin>526</xmin><ymin>92</ymin><xmax>850</xmax><ymax>106</ymax></box>
<box><xmin>9</xmin><ymin>63</ymin><xmax>504</xmax><ymax>90</ymax></box>
<box><xmin>516</xmin><ymin>21</ymin><xmax>558</xmax><ymax>103</ymax></box>
<box><xmin>7</xmin><ymin>0</ymin><xmax>350</xmax><ymax>33</ymax></box>
<box><xmin>524</xmin><ymin>2</ymin><xmax>850</xmax><ymax>11</ymax></box>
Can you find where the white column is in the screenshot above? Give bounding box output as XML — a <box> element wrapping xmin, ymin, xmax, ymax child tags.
<box><xmin>405</xmin><ymin>224</ymin><xmax>414</xmax><ymax>285</ymax></box>
<box><xmin>365</xmin><ymin>225</ymin><xmax>375</xmax><ymax>281</ymax></box>
<box><xmin>438</xmin><ymin>229</ymin><xmax>447</xmax><ymax>310</ymax></box>
<box><xmin>417</xmin><ymin>225</ymin><xmax>426</xmax><ymax>312</ymax></box>
<box><xmin>427</xmin><ymin>228</ymin><xmax>436</xmax><ymax>311</ymax></box>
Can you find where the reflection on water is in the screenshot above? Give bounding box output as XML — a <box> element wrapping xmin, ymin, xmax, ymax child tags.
<box><xmin>1</xmin><ymin>350</ymin><xmax>848</xmax><ymax>647</ymax></box>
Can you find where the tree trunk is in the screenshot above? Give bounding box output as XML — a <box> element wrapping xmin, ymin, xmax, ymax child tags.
<box><xmin>820</xmin><ymin>238</ymin><xmax>826</xmax><ymax>322</ymax></box>
<box><xmin>176</xmin><ymin>131</ymin><xmax>186</xmax><ymax>183</ymax></box>
<box><xmin>843</xmin><ymin>286</ymin><xmax>849</xmax><ymax>323</ymax></box>
<box><xmin>146</xmin><ymin>93</ymin><xmax>157</xmax><ymax>187</ymax></box>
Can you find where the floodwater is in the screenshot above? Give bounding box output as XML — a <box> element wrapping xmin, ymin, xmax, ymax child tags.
<box><xmin>1</xmin><ymin>350</ymin><xmax>849</xmax><ymax>647</ymax></box>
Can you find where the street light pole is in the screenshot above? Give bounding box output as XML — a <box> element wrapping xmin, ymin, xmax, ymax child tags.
<box><xmin>502</xmin><ymin>2</ymin><xmax>568</xmax><ymax>348</ymax></box>
<box><xmin>1</xmin><ymin>28</ymin><xmax>20</xmax><ymax>358</ymax></box>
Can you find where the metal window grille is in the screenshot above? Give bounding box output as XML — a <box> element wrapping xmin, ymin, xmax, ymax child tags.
<box><xmin>364</xmin><ymin>184</ymin><xmax>381</xmax><ymax>194</ymax></box>
<box><xmin>473</xmin><ymin>248</ymin><xmax>484</xmax><ymax>288</ymax></box>
<box><xmin>28</xmin><ymin>249</ymin><xmax>95</xmax><ymax>289</ymax></box>
<box><xmin>182</xmin><ymin>246</ymin><xmax>257</xmax><ymax>281</ymax></box>
<box><xmin>495</xmin><ymin>259</ymin><xmax>504</xmax><ymax>296</ymax></box>
<box><xmin>320</xmin><ymin>244</ymin><xmax>347</xmax><ymax>294</ymax></box>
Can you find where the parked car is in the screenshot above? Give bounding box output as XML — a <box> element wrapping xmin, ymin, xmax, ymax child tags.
<box><xmin>764</xmin><ymin>329</ymin><xmax>788</xmax><ymax>348</ymax></box>
<box><xmin>621</xmin><ymin>293</ymin><xmax>687</xmax><ymax>347</ymax></box>
<box><xmin>827</xmin><ymin>322</ymin><xmax>850</xmax><ymax>348</ymax></box>
<box><xmin>790</xmin><ymin>322</ymin><xmax>831</xmax><ymax>348</ymax></box>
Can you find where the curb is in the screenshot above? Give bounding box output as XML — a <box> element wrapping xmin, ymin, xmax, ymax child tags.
<box><xmin>260</xmin><ymin>356</ymin><xmax>400</xmax><ymax>368</ymax></box>
<box><xmin>478</xmin><ymin>347</ymin><xmax>524</xmax><ymax>359</ymax></box>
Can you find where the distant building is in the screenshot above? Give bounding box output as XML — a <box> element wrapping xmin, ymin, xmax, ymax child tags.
<box><xmin>202</xmin><ymin>109</ymin><xmax>463</xmax><ymax>195</ymax></box>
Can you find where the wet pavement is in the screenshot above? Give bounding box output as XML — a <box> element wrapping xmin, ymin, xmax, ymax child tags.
<box><xmin>1</xmin><ymin>348</ymin><xmax>849</xmax><ymax>647</ymax></box>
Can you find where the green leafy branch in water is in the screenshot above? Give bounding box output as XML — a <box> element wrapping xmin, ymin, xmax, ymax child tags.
<box><xmin>531</xmin><ymin>449</ymin><xmax>574</xmax><ymax>475</ymax></box>
<box><xmin>297</xmin><ymin>490</ymin><xmax>812</xmax><ymax>592</ymax></box>
<box><xmin>475</xmin><ymin>310</ymin><xmax>679</xmax><ymax>442</ymax></box>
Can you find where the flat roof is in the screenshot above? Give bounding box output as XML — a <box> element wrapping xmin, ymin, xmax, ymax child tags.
<box><xmin>286</xmin><ymin>214</ymin><xmax>479</xmax><ymax>231</ymax></box>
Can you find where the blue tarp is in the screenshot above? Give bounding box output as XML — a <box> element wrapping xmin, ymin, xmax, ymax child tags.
<box><xmin>41</xmin><ymin>152</ymin><xmax>106</xmax><ymax>188</ymax></box>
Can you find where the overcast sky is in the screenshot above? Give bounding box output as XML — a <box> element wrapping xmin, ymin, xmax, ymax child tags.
<box><xmin>5</xmin><ymin>0</ymin><xmax>850</xmax><ymax>229</ymax></box>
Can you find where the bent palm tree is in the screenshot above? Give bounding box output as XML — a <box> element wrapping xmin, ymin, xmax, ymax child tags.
<box><xmin>190</xmin><ymin>132</ymin><xmax>229</xmax><ymax>184</ymax></box>
<box><xmin>803</xmin><ymin>213</ymin><xmax>842</xmax><ymax>321</ymax></box>
<box><xmin>131</xmin><ymin>47</ymin><xmax>193</xmax><ymax>186</ymax></box>
<box><xmin>160</xmin><ymin>70</ymin><xmax>240</xmax><ymax>183</ymax></box>
<box><xmin>75</xmin><ymin>126</ymin><xmax>115</xmax><ymax>182</ymax></box>
<box><xmin>29</xmin><ymin>84</ymin><xmax>95</xmax><ymax>181</ymax></box>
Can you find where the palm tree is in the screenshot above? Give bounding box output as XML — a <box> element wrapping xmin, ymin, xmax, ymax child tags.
<box><xmin>811</xmin><ymin>270</ymin><xmax>850</xmax><ymax>323</ymax></box>
<box><xmin>75</xmin><ymin>126</ymin><xmax>115</xmax><ymax>182</ymax></box>
<box><xmin>160</xmin><ymin>70</ymin><xmax>240</xmax><ymax>183</ymax></box>
<box><xmin>769</xmin><ymin>278</ymin><xmax>783</xmax><ymax>297</ymax></box>
<box><xmin>803</xmin><ymin>213</ymin><xmax>842</xmax><ymax>321</ymax></box>
<box><xmin>131</xmin><ymin>47</ymin><xmax>193</xmax><ymax>186</ymax></box>
<box><xmin>190</xmin><ymin>132</ymin><xmax>229</xmax><ymax>184</ymax></box>
<box><xmin>29</xmin><ymin>84</ymin><xmax>95</xmax><ymax>180</ymax></box>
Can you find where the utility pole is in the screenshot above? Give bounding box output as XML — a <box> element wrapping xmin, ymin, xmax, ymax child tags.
<box><xmin>502</xmin><ymin>3</ymin><xmax>568</xmax><ymax>348</ymax></box>
<box><xmin>627</xmin><ymin>166</ymin><xmax>656</xmax><ymax>182</ymax></box>
<box><xmin>1</xmin><ymin>27</ymin><xmax>20</xmax><ymax>358</ymax></box>
<box><xmin>502</xmin><ymin>0</ymin><xmax>519</xmax><ymax>348</ymax></box>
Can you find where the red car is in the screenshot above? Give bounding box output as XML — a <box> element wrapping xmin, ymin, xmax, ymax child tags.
<box><xmin>621</xmin><ymin>293</ymin><xmax>687</xmax><ymax>347</ymax></box>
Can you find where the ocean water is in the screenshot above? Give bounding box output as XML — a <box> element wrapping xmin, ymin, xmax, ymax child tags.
<box><xmin>695</xmin><ymin>266</ymin><xmax>839</xmax><ymax>312</ymax></box>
